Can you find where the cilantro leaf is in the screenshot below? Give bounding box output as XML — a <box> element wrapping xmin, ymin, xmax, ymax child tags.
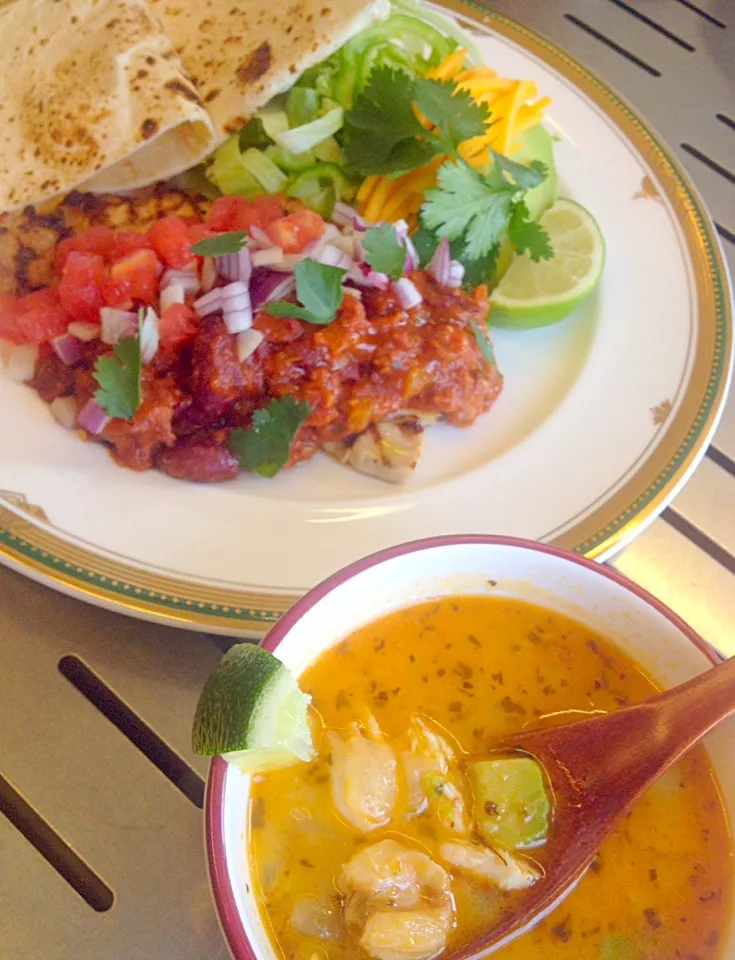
<box><xmin>507</xmin><ymin>201</ymin><xmax>554</xmax><ymax>261</ymax></box>
<box><xmin>470</xmin><ymin>320</ymin><xmax>496</xmax><ymax>366</ymax></box>
<box><xmin>491</xmin><ymin>152</ymin><xmax>547</xmax><ymax>191</ymax></box>
<box><xmin>191</xmin><ymin>231</ymin><xmax>248</xmax><ymax>257</ymax></box>
<box><xmin>343</xmin><ymin>67</ymin><xmax>425</xmax><ymax>175</ymax></box>
<box><xmin>344</xmin><ymin>69</ymin><xmax>491</xmax><ymax>178</ymax></box>
<box><xmin>362</xmin><ymin>223</ymin><xmax>406</xmax><ymax>280</ymax></box>
<box><xmin>421</xmin><ymin>160</ymin><xmax>515</xmax><ymax>260</ymax></box>
<box><xmin>411</xmin><ymin>227</ymin><xmax>440</xmax><ymax>268</ymax></box>
<box><xmin>461</xmin><ymin>245</ymin><xmax>502</xmax><ymax>288</ymax></box>
<box><xmin>93</xmin><ymin>336</ymin><xmax>142</xmax><ymax>421</ymax></box>
<box><xmin>410</xmin><ymin>227</ymin><xmax>501</xmax><ymax>290</ymax></box>
<box><xmin>229</xmin><ymin>397</ymin><xmax>312</xmax><ymax>478</ymax></box>
<box><xmin>380</xmin><ymin>138</ymin><xmax>445</xmax><ymax>179</ymax></box>
<box><xmin>414</xmin><ymin>78</ymin><xmax>490</xmax><ymax>149</ymax></box>
<box><xmin>266</xmin><ymin>258</ymin><xmax>347</xmax><ymax>325</ymax></box>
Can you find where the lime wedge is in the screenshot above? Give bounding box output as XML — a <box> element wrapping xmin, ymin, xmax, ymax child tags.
<box><xmin>490</xmin><ymin>199</ymin><xmax>605</xmax><ymax>329</ymax></box>
<box><xmin>192</xmin><ymin>644</ymin><xmax>315</xmax><ymax>772</ymax></box>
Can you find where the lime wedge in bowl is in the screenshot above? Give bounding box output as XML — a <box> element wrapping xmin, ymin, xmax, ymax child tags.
<box><xmin>192</xmin><ymin>644</ymin><xmax>315</xmax><ymax>772</ymax></box>
<box><xmin>490</xmin><ymin>199</ymin><xmax>605</xmax><ymax>329</ymax></box>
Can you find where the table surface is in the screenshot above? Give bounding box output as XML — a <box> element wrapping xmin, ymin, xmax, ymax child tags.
<box><xmin>2</xmin><ymin>2</ymin><xmax>734</xmax><ymax>958</ymax></box>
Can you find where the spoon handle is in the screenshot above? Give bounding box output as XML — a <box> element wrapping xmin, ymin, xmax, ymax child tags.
<box><xmin>652</xmin><ymin>650</ymin><xmax>735</xmax><ymax>749</ymax></box>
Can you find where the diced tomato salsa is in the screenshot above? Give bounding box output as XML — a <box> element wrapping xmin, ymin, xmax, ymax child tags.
<box><xmin>1</xmin><ymin>194</ymin><xmax>502</xmax><ymax>482</ymax></box>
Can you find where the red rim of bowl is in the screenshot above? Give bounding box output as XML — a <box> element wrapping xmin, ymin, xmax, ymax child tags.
<box><xmin>204</xmin><ymin>533</ymin><xmax>718</xmax><ymax>960</ymax></box>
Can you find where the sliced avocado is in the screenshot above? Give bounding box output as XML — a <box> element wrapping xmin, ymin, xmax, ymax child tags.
<box><xmin>513</xmin><ymin>123</ymin><xmax>558</xmax><ymax>223</ymax></box>
<box><xmin>469</xmin><ymin>756</ymin><xmax>551</xmax><ymax>850</ymax></box>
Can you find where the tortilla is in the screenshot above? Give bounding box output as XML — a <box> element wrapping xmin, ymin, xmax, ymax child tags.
<box><xmin>0</xmin><ymin>0</ymin><xmax>217</xmax><ymax>213</ymax></box>
<box><xmin>149</xmin><ymin>0</ymin><xmax>391</xmax><ymax>142</ymax></box>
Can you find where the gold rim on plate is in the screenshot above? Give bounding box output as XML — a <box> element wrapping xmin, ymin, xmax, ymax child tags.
<box><xmin>0</xmin><ymin>0</ymin><xmax>732</xmax><ymax>635</ymax></box>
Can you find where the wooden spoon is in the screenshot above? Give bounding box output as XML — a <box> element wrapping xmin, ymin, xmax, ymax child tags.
<box><xmin>462</xmin><ymin>652</ymin><xmax>735</xmax><ymax>957</ymax></box>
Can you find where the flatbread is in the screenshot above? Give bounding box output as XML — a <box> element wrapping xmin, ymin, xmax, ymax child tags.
<box><xmin>149</xmin><ymin>0</ymin><xmax>391</xmax><ymax>142</ymax></box>
<box><xmin>0</xmin><ymin>0</ymin><xmax>217</xmax><ymax>212</ymax></box>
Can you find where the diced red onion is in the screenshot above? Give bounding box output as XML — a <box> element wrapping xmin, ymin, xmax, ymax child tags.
<box><xmin>161</xmin><ymin>268</ymin><xmax>199</xmax><ymax>294</ymax></box>
<box><xmin>332</xmin><ymin>202</ymin><xmax>370</xmax><ymax>231</ymax></box>
<box><xmin>392</xmin><ymin>277</ymin><xmax>423</xmax><ymax>310</ymax></box>
<box><xmin>343</xmin><ymin>287</ymin><xmax>363</xmax><ymax>300</ymax></box>
<box><xmin>4</xmin><ymin>343</ymin><xmax>38</xmax><ymax>383</ymax></box>
<box><xmin>447</xmin><ymin>260</ymin><xmax>465</xmax><ymax>289</ymax></box>
<box><xmin>221</xmin><ymin>282</ymin><xmax>253</xmax><ymax>333</ymax></box>
<box><xmin>403</xmin><ymin>236</ymin><xmax>419</xmax><ymax>273</ymax></box>
<box><xmin>429</xmin><ymin>237</ymin><xmax>451</xmax><ymax>286</ymax></box>
<box><xmin>251</xmin><ymin>247</ymin><xmax>284</xmax><ymax>267</ymax></box>
<box><xmin>201</xmin><ymin>256</ymin><xmax>217</xmax><ymax>292</ymax></box>
<box><xmin>160</xmin><ymin>283</ymin><xmax>185</xmax><ymax>314</ymax></box>
<box><xmin>50</xmin><ymin>396</ymin><xmax>78</xmax><ymax>430</ymax></box>
<box><xmin>222</xmin><ymin>291</ymin><xmax>251</xmax><ymax>311</ymax></box>
<box><xmin>67</xmin><ymin>321</ymin><xmax>101</xmax><ymax>342</ymax></box>
<box><xmin>380</xmin><ymin>218</ymin><xmax>418</xmax><ymax>273</ymax></box>
<box><xmin>393</xmin><ymin>219</ymin><xmax>409</xmax><ymax>241</ymax></box>
<box><xmin>263</xmin><ymin>275</ymin><xmax>297</xmax><ymax>303</ymax></box>
<box><xmin>250</xmin><ymin>271</ymin><xmax>297</xmax><ymax>309</ymax></box>
<box><xmin>140</xmin><ymin>307</ymin><xmax>160</xmax><ymax>363</ymax></box>
<box><xmin>101</xmin><ymin>308</ymin><xmax>138</xmax><ymax>345</ymax></box>
<box><xmin>237</xmin><ymin>248</ymin><xmax>253</xmax><ymax>285</ymax></box>
<box><xmin>318</xmin><ymin>244</ymin><xmax>353</xmax><ymax>271</ymax></box>
<box><xmin>221</xmin><ymin>281</ymin><xmax>249</xmax><ymax>301</ymax></box>
<box><xmin>194</xmin><ymin>288</ymin><xmax>223</xmax><ymax>318</ymax></box>
<box><xmin>77</xmin><ymin>397</ymin><xmax>110</xmax><ymax>434</ymax></box>
<box><xmin>348</xmin><ymin>265</ymin><xmax>389</xmax><ymax>290</ymax></box>
<box><xmin>217</xmin><ymin>248</ymin><xmax>252</xmax><ymax>285</ymax></box>
<box><xmin>236</xmin><ymin>328</ymin><xmax>264</xmax><ymax>361</ymax></box>
<box><xmin>217</xmin><ymin>253</ymin><xmax>237</xmax><ymax>281</ymax></box>
<box><xmin>224</xmin><ymin>308</ymin><xmax>253</xmax><ymax>334</ymax></box>
<box><xmin>249</xmin><ymin>225</ymin><xmax>272</xmax><ymax>249</ymax></box>
<box><xmin>52</xmin><ymin>333</ymin><xmax>85</xmax><ymax>367</ymax></box>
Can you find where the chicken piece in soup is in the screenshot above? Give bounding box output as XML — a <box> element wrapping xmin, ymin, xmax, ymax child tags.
<box><xmin>249</xmin><ymin>596</ymin><xmax>732</xmax><ymax>960</ymax></box>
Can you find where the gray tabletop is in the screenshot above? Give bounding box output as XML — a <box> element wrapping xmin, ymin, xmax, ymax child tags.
<box><xmin>2</xmin><ymin>2</ymin><xmax>734</xmax><ymax>958</ymax></box>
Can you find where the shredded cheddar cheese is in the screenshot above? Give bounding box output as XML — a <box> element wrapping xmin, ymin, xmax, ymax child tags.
<box><xmin>356</xmin><ymin>50</ymin><xmax>552</xmax><ymax>224</ymax></box>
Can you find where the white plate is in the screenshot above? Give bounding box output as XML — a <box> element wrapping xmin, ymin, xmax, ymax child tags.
<box><xmin>0</xmin><ymin>0</ymin><xmax>732</xmax><ymax>635</ymax></box>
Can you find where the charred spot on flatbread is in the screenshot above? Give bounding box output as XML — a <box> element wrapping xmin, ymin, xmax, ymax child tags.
<box><xmin>236</xmin><ymin>42</ymin><xmax>272</xmax><ymax>85</ymax></box>
<box><xmin>140</xmin><ymin>118</ymin><xmax>158</xmax><ymax>140</ymax></box>
<box><xmin>204</xmin><ymin>89</ymin><xmax>221</xmax><ymax>103</ymax></box>
<box><xmin>224</xmin><ymin>116</ymin><xmax>246</xmax><ymax>135</ymax></box>
<box><xmin>164</xmin><ymin>78</ymin><xmax>201</xmax><ymax>103</ymax></box>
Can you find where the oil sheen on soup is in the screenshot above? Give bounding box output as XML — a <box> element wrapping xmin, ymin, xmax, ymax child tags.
<box><xmin>249</xmin><ymin>597</ymin><xmax>732</xmax><ymax>960</ymax></box>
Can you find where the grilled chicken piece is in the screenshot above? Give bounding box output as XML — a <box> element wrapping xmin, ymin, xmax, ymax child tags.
<box><xmin>324</xmin><ymin>413</ymin><xmax>430</xmax><ymax>485</ymax></box>
<box><xmin>0</xmin><ymin>185</ymin><xmax>209</xmax><ymax>296</ymax></box>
